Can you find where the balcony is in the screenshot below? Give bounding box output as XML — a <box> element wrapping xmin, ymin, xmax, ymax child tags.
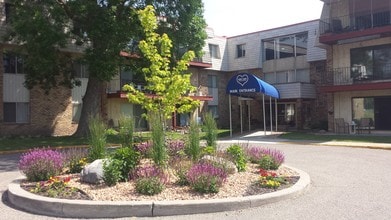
<box><xmin>320</xmin><ymin>64</ymin><xmax>391</xmax><ymax>92</ymax></box>
<box><xmin>319</xmin><ymin>11</ymin><xmax>391</xmax><ymax>44</ymax></box>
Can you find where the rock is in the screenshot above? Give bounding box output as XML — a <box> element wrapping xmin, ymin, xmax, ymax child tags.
<box><xmin>200</xmin><ymin>155</ymin><xmax>238</xmax><ymax>174</ymax></box>
<box><xmin>80</xmin><ymin>159</ymin><xmax>107</xmax><ymax>184</ymax></box>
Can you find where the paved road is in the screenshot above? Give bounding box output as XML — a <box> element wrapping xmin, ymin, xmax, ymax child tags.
<box><xmin>1</xmin><ymin>141</ymin><xmax>391</xmax><ymax>220</ymax></box>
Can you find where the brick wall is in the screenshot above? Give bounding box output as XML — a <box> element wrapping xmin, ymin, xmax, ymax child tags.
<box><xmin>0</xmin><ymin>72</ymin><xmax>77</xmax><ymax>137</ymax></box>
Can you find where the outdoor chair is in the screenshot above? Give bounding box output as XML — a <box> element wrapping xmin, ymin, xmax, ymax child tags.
<box><xmin>335</xmin><ymin>118</ymin><xmax>349</xmax><ymax>134</ymax></box>
<box><xmin>357</xmin><ymin>118</ymin><xmax>372</xmax><ymax>134</ymax></box>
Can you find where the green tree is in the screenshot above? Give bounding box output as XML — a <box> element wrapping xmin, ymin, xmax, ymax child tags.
<box><xmin>123</xmin><ymin>6</ymin><xmax>200</xmax><ymax>125</ymax></box>
<box><xmin>5</xmin><ymin>1</ymin><xmax>207</xmax><ymax>136</ymax></box>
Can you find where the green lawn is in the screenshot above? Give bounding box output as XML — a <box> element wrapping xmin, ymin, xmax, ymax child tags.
<box><xmin>0</xmin><ymin>129</ymin><xmax>231</xmax><ymax>152</ymax></box>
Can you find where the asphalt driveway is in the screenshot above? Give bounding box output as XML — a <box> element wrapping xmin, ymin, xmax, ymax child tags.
<box><xmin>1</xmin><ymin>141</ymin><xmax>391</xmax><ymax>220</ymax></box>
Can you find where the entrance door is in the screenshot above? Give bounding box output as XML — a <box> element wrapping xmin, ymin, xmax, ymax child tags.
<box><xmin>374</xmin><ymin>97</ymin><xmax>391</xmax><ymax>130</ymax></box>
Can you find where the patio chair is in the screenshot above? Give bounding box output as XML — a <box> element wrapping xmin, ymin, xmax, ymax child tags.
<box><xmin>357</xmin><ymin>118</ymin><xmax>372</xmax><ymax>134</ymax></box>
<box><xmin>335</xmin><ymin>118</ymin><xmax>349</xmax><ymax>134</ymax></box>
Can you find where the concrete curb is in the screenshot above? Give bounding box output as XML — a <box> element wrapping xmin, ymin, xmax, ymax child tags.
<box><xmin>7</xmin><ymin>166</ymin><xmax>310</xmax><ymax>218</ymax></box>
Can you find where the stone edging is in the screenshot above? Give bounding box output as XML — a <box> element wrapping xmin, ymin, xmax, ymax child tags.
<box><xmin>7</xmin><ymin>165</ymin><xmax>310</xmax><ymax>218</ymax></box>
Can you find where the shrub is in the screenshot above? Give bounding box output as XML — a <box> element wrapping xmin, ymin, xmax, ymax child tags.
<box><xmin>259</xmin><ymin>155</ymin><xmax>278</xmax><ymax>170</ymax></box>
<box><xmin>88</xmin><ymin>115</ymin><xmax>107</xmax><ymax>162</ymax></box>
<box><xmin>226</xmin><ymin>144</ymin><xmax>247</xmax><ymax>172</ymax></box>
<box><xmin>19</xmin><ymin>148</ymin><xmax>65</xmax><ymax>181</ymax></box>
<box><xmin>132</xmin><ymin>165</ymin><xmax>167</xmax><ymax>195</ymax></box>
<box><xmin>201</xmin><ymin>146</ymin><xmax>216</xmax><ymax>156</ymax></box>
<box><xmin>186</xmin><ymin>162</ymin><xmax>227</xmax><ymax>193</ymax></box>
<box><xmin>135</xmin><ymin>177</ymin><xmax>164</xmax><ymax>195</ymax></box>
<box><xmin>118</xmin><ymin>116</ymin><xmax>134</xmax><ymax>148</ymax></box>
<box><xmin>186</xmin><ymin>120</ymin><xmax>201</xmax><ymax>161</ymax></box>
<box><xmin>63</xmin><ymin>147</ymin><xmax>89</xmax><ymax>174</ymax></box>
<box><xmin>103</xmin><ymin>159</ymin><xmax>122</xmax><ymax>186</ymax></box>
<box><xmin>111</xmin><ymin>147</ymin><xmax>140</xmax><ymax>181</ymax></box>
<box><xmin>245</xmin><ymin>147</ymin><xmax>285</xmax><ymax>169</ymax></box>
<box><xmin>202</xmin><ymin>112</ymin><xmax>217</xmax><ymax>149</ymax></box>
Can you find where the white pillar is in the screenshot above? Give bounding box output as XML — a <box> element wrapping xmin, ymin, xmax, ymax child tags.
<box><xmin>263</xmin><ymin>94</ymin><xmax>266</xmax><ymax>135</ymax></box>
<box><xmin>229</xmin><ymin>94</ymin><xmax>232</xmax><ymax>137</ymax></box>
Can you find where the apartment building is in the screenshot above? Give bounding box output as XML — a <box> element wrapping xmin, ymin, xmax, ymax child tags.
<box><xmin>318</xmin><ymin>0</ymin><xmax>391</xmax><ymax>132</ymax></box>
<box><xmin>202</xmin><ymin>21</ymin><xmax>327</xmax><ymax>131</ymax></box>
<box><xmin>0</xmin><ymin>1</ymin><xmax>330</xmax><ymax>136</ymax></box>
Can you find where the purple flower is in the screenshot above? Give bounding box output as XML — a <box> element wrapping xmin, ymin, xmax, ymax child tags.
<box><xmin>134</xmin><ymin>141</ymin><xmax>153</xmax><ymax>156</ymax></box>
<box><xmin>131</xmin><ymin>164</ymin><xmax>168</xmax><ymax>184</ymax></box>
<box><xmin>245</xmin><ymin>147</ymin><xmax>285</xmax><ymax>166</ymax></box>
<box><xmin>19</xmin><ymin>148</ymin><xmax>65</xmax><ymax>181</ymax></box>
<box><xmin>186</xmin><ymin>162</ymin><xmax>227</xmax><ymax>193</ymax></box>
<box><xmin>166</xmin><ymin>140</ymin><xmax>185</xmax><ymax>156</ymax></box>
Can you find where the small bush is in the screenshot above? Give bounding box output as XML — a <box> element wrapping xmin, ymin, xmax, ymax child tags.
<box><xmin>132</xmin><ymin>165</ymin><xmax>167</xmax><ymax>195</ymax></box>
<box><xmin>186</xmin><ymin>163</ymin><xmax>227</xmax><ymax>193</ymax></box>
<box><xmin>245</xmin><ymin>147</ymin><xmax>284</xmax><ymax>169</ymax></box>
<box><xmin>88</xmin><ymin>115</ymin><xmax>107</xmax><ymax>162</ymax></box>
<box><xmin>103</xmin><ymin>159</ymin><xmax>122</xmax><ymax>186</ymax></box>
<box><xmin>110</xmin><ymin>147</ymin><xmax>140</xmax><ymax>181</ymax></box>
<box><xmin>259</xmin><ymin>155</ymin><xmax>279</xmax><ymax>170</ymax></box>
<box><xmin>226</xmin><ymin>144</ymin><xmax>247</xmax><ymax>172</ymax></box>
<box><xmin>19</xmin><ymin>148</ymin><xmax>65</xmax><ymax>182</ymax></box>
<box><xmin>201</xmin><ymin>146</ymin><xmax>216</xmax><ymax>156</ymax></box>
<box><xmin>135</xmin><ymin>177</ymin><xmax>164</xmax><ymax>195</ymax></box>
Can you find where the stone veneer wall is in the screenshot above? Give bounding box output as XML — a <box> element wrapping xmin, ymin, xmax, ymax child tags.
<box><xmin>310</xmin><ymin>60</ymin><xmax>329</xmax><ymax>130</ymax></box>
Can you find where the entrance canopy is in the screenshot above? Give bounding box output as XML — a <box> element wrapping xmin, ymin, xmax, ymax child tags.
<box><xmin>226</xmin><ymin>73</ymin><xmax>280</xmax><ymax>98</ymax></box>
<box><xmin>225</xmin><ymin>73</ymin><xmax>280</xmax><ymax>137</ymax></box>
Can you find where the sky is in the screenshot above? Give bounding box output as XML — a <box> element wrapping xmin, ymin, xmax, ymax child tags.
<box><xmin>202</xmin><ymin>0</ymin><xmax>324</xmax><ymax>37</ymax></box>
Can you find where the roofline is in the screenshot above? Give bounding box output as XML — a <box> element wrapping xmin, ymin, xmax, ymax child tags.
<box><xmin>227</xmin><ymin>19</ymin><xmax>320</xmax><ymax>39</ymax></box>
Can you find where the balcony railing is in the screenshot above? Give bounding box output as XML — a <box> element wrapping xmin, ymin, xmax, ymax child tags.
<box><xmin>321</xmin><ymin>64</ymin><xmax>391</xmax><ymax>86</ymax></box>
<box><xmin>320</xmin><ymin>11</ymin><xmax>391</xmax><ymax>35</ymax></box>
<box><xmin>192</xmin><ymin>52</ymin><xmax>212</xmax><ymax>64</ymax></box>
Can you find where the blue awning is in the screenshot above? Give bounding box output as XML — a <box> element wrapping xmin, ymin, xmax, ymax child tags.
<box><xmin>226</xmin><ymin>73</ymin><xmax>280</xmax><ymax>98</ymax></box>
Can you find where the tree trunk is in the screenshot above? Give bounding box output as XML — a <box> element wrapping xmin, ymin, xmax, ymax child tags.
<box><xmin>73</xmin><ymin>77</ymin><xmax>105</xmax><ymax>137</ymax></box>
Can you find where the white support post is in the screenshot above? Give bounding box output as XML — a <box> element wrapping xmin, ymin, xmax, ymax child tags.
<box><xmin>263</xmin><ymin>94</ymin><xmax>266</xmax><ymax>135</ymax></box>
<box><xmin>275</xmin><ymin>98</ymin><xmax>278</xmax><ymax>132</ymax></box>
<box><xmin>248</xmin><ymin>101</ymin><xmax>251</xmax><ymax>132</ymax></box>
<box><xmin>269</xmin><ymin>96</ymin><xmax>272</xmax><ymax>134</ymax></box>
<box><xmin>229</xmin><ymin>94</ymin><xmax>232</xmax><ymax>137</ymax></box>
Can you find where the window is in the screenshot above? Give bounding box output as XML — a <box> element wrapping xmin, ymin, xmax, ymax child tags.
<box><xmin>208</xmin><ymin>105</ymin><xmax>219</xmax><ymax>118</ymax></box>
<box><xmin>72</xmin><ymin>103</ymin><xmax>82</xmax><ymax>123</ymax></box>
<box><xmin>5</xmin><ymin>3</ymin><xmax>13</xmax><ymax>24</ymax></box>
<box><xmin>120</xmin><ymin>66</ymin><xmax>134</xmax><ymax>89</ymax></box>
<box><xmin>209</xmin><ymin>44</ymin><xmax>220</xmax><ymax>59</ymax></box>
<box><xmin>73</xmin><ymin>62</ymin><xmax>89</xmax><ymax>78</ymax></box>
<box><xmin>279</xmin><ymin>36</ymin><xmax>295</xmax><ymax>58</ymax></box>
<box><xmin>3</xmin><ymin>102</ymin><xmax>30</xmax><ymax>123</ymax></box>
<box><xmin>207</xmin><ymin>75</ymin><xmax>217</xmax><ymax>88</ymax></box>
<box><xmin>263</xmin><ymin>32</ymin><xmax>307</xmax><ymax>61</ymax></box>
<box><xmin>236</xmin><ymin>44</ymin><xmax>246</xmax><ymax>58</ymax></box>
<box><xmin>351</xmin><ymin>44</ymin><xmax>391</xmax><ymax>80</ymax></box>
<box><xmin>3</xmin><ymin>53</ymin><xmax>24</xmax><ymax>74</ymax></box>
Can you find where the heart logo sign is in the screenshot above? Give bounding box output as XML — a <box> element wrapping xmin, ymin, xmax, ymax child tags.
<box><xmin>236</xmin><ymin>74</ymin><xmax>249</xmax><ymax>86</ymax></box>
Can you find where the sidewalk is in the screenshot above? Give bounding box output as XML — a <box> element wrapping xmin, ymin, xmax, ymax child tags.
<box><xmin>224</xmin><ymin>130</ymin><xmax>391</xmax><ymax>150</ymax></box>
